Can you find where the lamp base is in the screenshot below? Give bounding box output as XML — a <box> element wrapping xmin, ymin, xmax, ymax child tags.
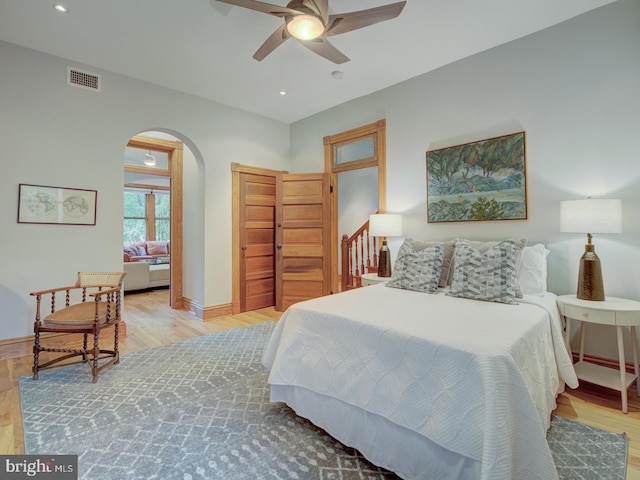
<box><xmin>577</xmin><ymin>244</ymin><xmax>604</xmax><ymax>301</ymax></box>
<box><xmin>378</xmin><ymin>241</ymin><xmax>392</xmax><ymax>278</ymax></box>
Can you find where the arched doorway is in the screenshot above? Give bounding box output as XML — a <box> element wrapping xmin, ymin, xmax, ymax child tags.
<box><xmin>123</xmin><ymin>133</ymin><xmax>184</xmax><ymax>308</ymax></box>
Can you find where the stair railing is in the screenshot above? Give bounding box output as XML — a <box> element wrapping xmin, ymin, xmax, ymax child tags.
<box><xmin>341</xmin><ymin>219</ymin><xmax>378</xmax><ymax>291</ymax></box>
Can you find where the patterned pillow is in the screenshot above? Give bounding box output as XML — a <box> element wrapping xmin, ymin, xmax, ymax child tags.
<box><xmin>402</xmin><ymin>238</ymin><xmax>455</xmax><ymax>288</ymax></box>
<box><xmin>446</xmin><ymin>237</ymin><xmax>527</xmax><ymax>298</ymax></box>
<box><xmin>447</xmin><ymin>240</ymin><xmax>518</xmax><ymax>304</ymax></box>
<box><xmin>386</xmin><ymin>240</ymin><xmax>443</xmax><ymax>293</ymax></box>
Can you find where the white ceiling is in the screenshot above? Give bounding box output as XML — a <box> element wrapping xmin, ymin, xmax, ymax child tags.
<box><xmin>0</xmin><ymin>0</ymin><xmax>617</xmax><ymax>123</ymax></box>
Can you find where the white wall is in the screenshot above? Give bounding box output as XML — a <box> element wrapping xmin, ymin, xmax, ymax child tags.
<box><xmin>290</xmin><ymin>0</ymin><xmax>640</xmax><ymax>359</ymax></box>
<box><xmin>0</xmin><ymin>40</ymin><xmax>290</xmax><ymax>341</ymax></box>
<box><xmin>2</xmin><ymin>1</ymin><xmax>638</xmax><ymax>361</ymax></box>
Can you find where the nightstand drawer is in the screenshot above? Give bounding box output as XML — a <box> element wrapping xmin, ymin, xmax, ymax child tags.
<box><xmin>616</xmin><ymin>311</ymin><xmax>640</xmax><ymax>326</ymax></box>
<box><xmin>564</xmin><ymin>305</ymin><xmax>616</xmax><ymax>325</ymax></box>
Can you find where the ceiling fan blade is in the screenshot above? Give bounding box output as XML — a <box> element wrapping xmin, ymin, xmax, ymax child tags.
<box><xmin>302</xmin><ymin>0</ymin><xmax>328</xmax><ymax>23</ymax></box>
<box><xmin>215</xmin><ymin>0</ymin><xmax>299</xmax><ymax>18</ymax></box>
<box><xmin>253</xmin><ymin>24</ymin><xmax>291</xmax><ymax>61</ymax></box>
<box><xmin>324</xmin><ymin>1</ymin><xmax>406</xmax><ymax>37</ymax></box>
<box><xmin>299</xmin><ymin>38</ymin><xmax>350</xmax><ymax>64</ymax></box>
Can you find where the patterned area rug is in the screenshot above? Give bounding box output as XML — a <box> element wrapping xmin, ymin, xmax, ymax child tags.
<box><xmin>548</xmin><ymin>415</ymin><xmax>628</xmax><ymax>480</ymax></box>
<box><xmin>20</xmin><ymin>321</ymin><xmax>627</xmax><ymax>480</ymax></box>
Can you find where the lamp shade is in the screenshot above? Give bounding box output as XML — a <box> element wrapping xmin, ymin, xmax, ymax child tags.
<box><xmin>369</xmin><ymin>214</ymin><xmax>403</xmax><ymax>237</ymax></box>
<box><xmin>560</xmin><ymin>198</ymin><xmax>621</xmax><ymax>234</ymax></box>
<box><xmin>560</xmin><ymin>198</ymin><xmax>621</xmax><ymax>301</ymax></box>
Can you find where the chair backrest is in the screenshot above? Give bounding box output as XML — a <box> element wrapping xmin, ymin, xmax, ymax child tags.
<box><xmin>76</xmin><ymin>272</ymin><xmax>126</xmax><ymax>288</ymax></box>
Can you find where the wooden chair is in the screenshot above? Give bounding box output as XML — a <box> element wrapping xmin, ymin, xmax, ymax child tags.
<box><xmin>30</xmin><ymin>271</ymin><xmax>126</xmax><ymax>383</ymax></box>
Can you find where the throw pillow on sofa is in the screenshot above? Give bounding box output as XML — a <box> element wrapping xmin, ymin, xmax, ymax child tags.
<box><xmin>124</xmin><ymin>245</ymin><xmax>138</xmax><ymax>260</ymax></box>
<box><xmin>146</xmin><ymin>241</ymin><xmax>169</xmax><ymax>256</ymax></box>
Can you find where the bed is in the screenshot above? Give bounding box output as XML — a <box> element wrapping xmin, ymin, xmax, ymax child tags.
<box><xmin>262</xmin><ymin>239</ymin><xmax>579</xmax><ymax>480</ymax></box>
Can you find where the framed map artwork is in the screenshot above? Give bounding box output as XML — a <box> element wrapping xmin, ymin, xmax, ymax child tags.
<box><xmin>18</xmin><ymin>184</ymin><xmax>97</xmax><ymax>225</ymax></box>
<box><xmin>426</xmin><ymin>131</ymin><xmax>527</xmax><ymax>223</ymax></box>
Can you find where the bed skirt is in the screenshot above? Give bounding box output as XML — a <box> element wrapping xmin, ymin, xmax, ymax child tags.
<box><xmin>271</xmin><ymin>384</ymin><xmax>481</xmax><ymax>480</ymax></box>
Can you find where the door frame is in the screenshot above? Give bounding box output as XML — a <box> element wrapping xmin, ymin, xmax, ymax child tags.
<box><xmin>125</xmin><ymin>134</ymin><xmax>184</xmax><ymax>309</ymax></box>
<box><xmin>323</xmin><ymin>119</ymin><xmax>387</xmax><ymax>294</ymax></box>
<box><xmin>231</xmin><ymin>163</ymin><xmax>288</xmax><ymax>314</ymax></box>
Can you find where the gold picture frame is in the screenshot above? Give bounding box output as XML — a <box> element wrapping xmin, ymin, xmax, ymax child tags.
<box><xmin>426</xmin><ymin>131</ymin><xmax>527</xmax><ymax>223</ymax></box>
<box><xmin>18</xmin><ymin>184</ymin><xmax>97</xmax><ymax>225</ymax></box>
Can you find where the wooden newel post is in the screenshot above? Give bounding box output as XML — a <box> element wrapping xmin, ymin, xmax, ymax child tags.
<box><xmin>341</xmin><ymin>234</ymin><xmax>349</xmax><ymax>292</ymax></box>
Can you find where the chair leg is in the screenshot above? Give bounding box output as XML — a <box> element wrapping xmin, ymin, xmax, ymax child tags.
<box><xmin>92</xmin><ymin>334</ymin><xmax>99</xmax><ymax>384</ymax></box>
<box><xmin>32</xmin><ymin>330</ymin><xmax>40</xmax><ymax>380</ymax></box>
<box><xmin>83</xmin><ymin>333</ymin><xmax>89</xmax><ymax>363</ymax></box>
<box><xmin>114</xmin><ymin>323</ymin><xmax>120</xmax><ymax>365</ymax></box>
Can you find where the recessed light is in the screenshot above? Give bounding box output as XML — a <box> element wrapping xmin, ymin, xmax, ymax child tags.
<box><xmin>53</xmin><ymin>4</ymin><xmax>69</xmax><ymax>13</ymax></box>
<box><xmin>331</xmin><ymin>70</ymin><xmax>344</xmax><ymax>80</ymax></box>
<box><xmin>279</xmin><ymin>91</ymin><xmax>287</xmax><ymax>96</ymax></box>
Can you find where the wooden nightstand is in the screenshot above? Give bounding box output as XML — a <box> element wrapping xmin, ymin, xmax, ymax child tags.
<box><xmin>557</xmin><ymin>294</ymin><xmax>640</xmax><ymax>413</ymax></box>
<box><xmin>361</xmin><ymin>273</ymin><xmax>390</xmax><ymax>286</ymax></box>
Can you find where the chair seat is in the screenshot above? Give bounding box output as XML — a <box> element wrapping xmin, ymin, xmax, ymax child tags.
<box><xmin>43</xmin><ymin>302</ymin><xmax>116</xmax><ymax>328</ymax></box>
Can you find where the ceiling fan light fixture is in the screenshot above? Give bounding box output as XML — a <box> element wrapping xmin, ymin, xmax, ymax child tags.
<box><xmin>144</xmin><ymin>152</ymin><xmax>157</xmax><ymax>167</ymax></box>
<box><xmin>286</xmin><ymin>14</ymin><xmax>324</xmax><ymax>40</ymax></box>
<box><xmin>53</xmin><ymin>3</ymin><xmax>69</xmax><ymax>13</ymax></box>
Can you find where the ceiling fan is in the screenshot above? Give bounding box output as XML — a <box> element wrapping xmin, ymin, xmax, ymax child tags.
<box><xmin>215</xmin><ymin>0</ymin><xmax>407</xmax><ymax>64</ymax></box>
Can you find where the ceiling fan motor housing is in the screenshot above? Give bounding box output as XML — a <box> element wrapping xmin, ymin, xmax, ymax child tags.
<box><xmin>216</xmin><ymin>0</ymin><xmax>406</xmax><ymax>64</ymax></box>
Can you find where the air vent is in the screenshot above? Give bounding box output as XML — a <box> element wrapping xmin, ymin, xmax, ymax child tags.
<box><xmin>67</xmin><ymin>67</ymin><xmax>101</xmax><ymax>92</ymax></box>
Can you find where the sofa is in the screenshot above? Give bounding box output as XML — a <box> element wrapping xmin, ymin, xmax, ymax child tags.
<box><xmin>123</xmin><ymin>241</ymin><xmax>170</xmax><ymax>292</ymax></box>
<box><xmin>124</xmin><ymin>240</ymin><xmax>170</xmax><ymax>263</ymax></box>
<box><xmin>123</xmin><ymin>260</ymin><xmax>170</xmax><ymax>292</ymax></box>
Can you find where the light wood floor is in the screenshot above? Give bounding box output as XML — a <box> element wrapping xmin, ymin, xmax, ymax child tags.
<box><xmin>1</xmin><ymin>289</ymin><xmax>639</xmax><ymax>478</ymax></box>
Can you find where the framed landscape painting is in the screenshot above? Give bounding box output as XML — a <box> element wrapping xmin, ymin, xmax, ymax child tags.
<box><xmin>426</xmin><ymin>131</ymin><xmax>527</xmax><ymax>223</ymax></box>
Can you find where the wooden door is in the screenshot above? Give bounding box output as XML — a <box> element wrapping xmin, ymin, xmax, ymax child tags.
<box><xmin>239</xmin><ymin>173</ymin><xmax>276</xmax><ymax>311</ymax></box>
<box><xmin>276</xmin><ymin>173</ymin><xmax>331</xmax><ymax>311</ymax></box>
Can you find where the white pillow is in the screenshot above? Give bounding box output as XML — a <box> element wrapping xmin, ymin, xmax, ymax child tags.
<box><xmin>518</xmin><ymin>244</ymin><xmax>550</xmax><ymax>296</ymax></box>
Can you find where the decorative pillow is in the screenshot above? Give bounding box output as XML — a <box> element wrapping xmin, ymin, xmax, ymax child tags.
<box><xmin>146</xmin><ymin>241</ymin><xmax>169</xmax><ymax>256</ymax></box>
<box><xmin>132</xmin><ymin>243</ymin><xmax>148</xmax><ymax>256</ymax></box>
<box><xmin>446</xmin><ymin>237</ymin><xmax>527</xmax><ymax>298</ymax></box>
<box><xmin>518</xmin><ymin>244</ymin><xmax>550</xmax><ymax>296</ymax></box>
<box><xmin>399</xmin><ymin>238</ymin><xmax>454</xmax><ymax>288</ymax></box>
<box><xmin>123</xmin><ymin>245</ymin><xmax>138</xmax><ymax>259</ymax></box>
<box><xmin>447</xmin><ymin>240</ymin><xmax>519</xmax><ymax>304</ymax></box>
<box><xmin>386</xmin><ymin>240</ymin><xmax>443</xmax><ymax>293</ymax></box>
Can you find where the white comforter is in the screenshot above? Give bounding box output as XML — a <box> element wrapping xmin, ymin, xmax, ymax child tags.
<box><xmin>263</xmin><ymin>285</ymin><xmax>578</xmax><ymax>480</ymax></box>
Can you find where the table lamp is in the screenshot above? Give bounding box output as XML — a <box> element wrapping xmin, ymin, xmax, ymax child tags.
<box><xmin>560</xmin><ymin>198</ymin><xmax>621</xmax><ymax>301</ymax></box>
<box><xmin>369</xmin><ymin>213</ymin><xmax>403</xmax><ymax>278</ymax></box>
